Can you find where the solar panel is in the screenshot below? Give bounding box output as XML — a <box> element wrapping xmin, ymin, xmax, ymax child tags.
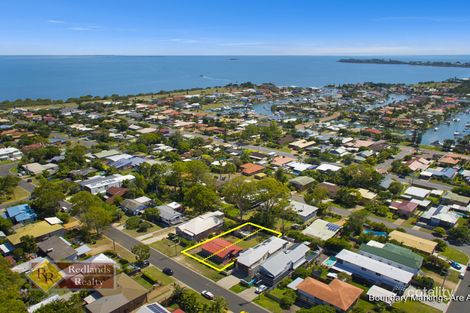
<box><xmin>326</xmin><ymin>223</ymin><xmax>340</xmax><ymax>232</ymax></box>
<box><xmin>147</xmin><ymin>303</ymin><xmax>169</xmax><ymax>313</ymax></box>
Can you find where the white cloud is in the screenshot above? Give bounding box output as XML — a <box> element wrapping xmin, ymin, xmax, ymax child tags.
<box><xmin>47</xmin><ymin>19</ymin><xmax>65</xmax><ymax>24</ymax></box>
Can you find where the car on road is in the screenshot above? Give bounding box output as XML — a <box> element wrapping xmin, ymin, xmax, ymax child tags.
<box><xmin>450</xmin><ymin>261</ymin><xmax>462</xmax><ymax>270</ymax></box>
<box><xmin>459</xmin><ymin>273</ymin><xmax>465</xmax><ymax>279</ymax></box>
<box><xmin>255</xmin><ymin>284</ymin><xmax>268</xmax><ymax>294</ymax></box>
<box><xmin>467</xmin><ymin>264</ymin><xmax>470</xmax><ymax>271</ymax></box>
<box><xmin>27</xmin><ymin>178</ymin><xmax>32</xmax><ymax>182</ymax></box>
<box><xmin>136</xmin><ymin>260</ymin><xmax>149</xmax><ymax>268</ymax></box>
<box><xmin>201</xmin><ymin>290</ymin><xmax>214</xmax><ymax>300</ymax></box>
<box><xmin>162</xmin><ymin>267</ymin><xmax>173</xmax><ymax>276</ymax></box>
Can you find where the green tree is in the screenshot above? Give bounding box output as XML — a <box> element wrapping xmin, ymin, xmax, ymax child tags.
<box><xmin>203</xmin><ymin>296</ymin><xmax>228</xmax><ymax>313</ymax></box>
<box><xmin>131</xmin><ymin>243</ymin><xmax>150</xmax><ymax>262</ymax></box>
<box><xmin>0</xmin><ymin>217</ymin><xmax>13</xmax><ymax>235</ymax></box>
<box><xmin>344</xmin><ymin>210</ymin><xmax>368</xmax><ymax>236</ymax></box>
<box><xmin>222</xmin><ymin>176</ymin><xmax>256</xmax><ymax>221</ymax></box>
<box><xmin>0</xmin><ymin>256</ymin><xmax>27</xmax><ymax>313</ymax></box>
<box><xmin>30</xmin><ymin>181</ymin><xmax>65</xmax><ymax>217</ymax></box>
<box><xmin>20</xmin><ymin>235</ymin><xmax>38</xmax><ymax>254</ymax></box>
<box><xmin>82</xmin><ymin>206</ymin><xmax>113</xmax><ymax>236</ymax></box>
<box><xmin>433</xmin><ymin>227</ymin><xmax>446</xmax><ymax>238</ymax></box>
<box><xmin>252</xmin><ymin>178</ymin><xmax>290</xmax><ymax>228</ymax></box>
<box><xmin>142</xmin><ymin>207</ymin><xmax>160</xmax><ymax>224</ymax></box>
<box><xmin>298</xmin><ymin>304</ymin><xmax>336</xmax><ymax>313</ymax></box>
<box><xmin>448</xmin><ymin>226</ymin><xmax>470</xmax><ymax>244</ymax></box>
<box><xmin>184</xmin><ymin>185</ymin><xmax>220</xmax><ymax>214</ymax></box>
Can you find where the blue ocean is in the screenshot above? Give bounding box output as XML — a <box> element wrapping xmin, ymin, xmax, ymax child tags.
<box><xmin>1</xmin><ymin>55</ymin><xmax>470</xmax><ymax>100</ymax></box>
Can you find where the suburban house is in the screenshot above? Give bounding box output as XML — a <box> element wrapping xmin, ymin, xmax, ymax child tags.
<box><xmin>289</xmin><ymin>139</ymin><xmax>316</xmax><ymax>150</ymax></box>
<box><xmin>388</xmin><ymin>230</ymin><xmax>437</xmax><ymax>254</ymax></box>
<box><xmin>121</xmin><ymin>199</ymin><xmax>147</xmax><ymax>215</ymax></box>
<box><xmin>291</xmin><ymin>277</ymin><xmax>363</xmax><ymax>312</ymax></box>
<box><xmin>441</xmin><ymin>191</ymin><xmax>470</xmax><ymax>206</ymax></box>
<box><xmin>0</xmin><ymin>147</ymin><xmax>22</xmax><ymax>161</ymax></box>
<box><xmin>302</xmin><ymin>219</ymin><xmax>341</xmax><ymax>241</ymax></box>
<box><xmin>200</xmin><ymin>238</ymin><xmax>243</xmax><ymax>264</ymax></box>
<box><xmin>289</xmin><ymin>176</ymin><xmax>315</xmax><ymax>191</ymax></box>
<box><xmin>258</xmin><ymin>243</ymin><xmax>310</xmax><ymax>286</ymax></box>
<box><xmin>5</xmin><ymin>204</ymin><xmax>37</xmax><ymax>224</ymax></box>
<box><xmin>318</xmin><ymin>182</ymin><xmax>340</xmax><ymax>197</ymax></box>
<box><xmin>156</xmin><ymin>205</ymin><xmax>184</xmax><ymax>225</ymax></box>
<box><xmin>80</xmin><ymin>174</ymin><xmax>135</xmax><ymax>195</ymax></box>
<box><xmin>359</xmin><ymin>241</ymin><xmax>423</xmax><ymax>274</ymax></box>
<box><xmin>271</xmin><ymin>156</ymin><xmax>295</xmax><ymax>167</ymax></box>
<box><xmin>289</xmin><ymin>201</ymin><xmax>319</xmax><ymax>222</ymax></box>
<box><xmin>7</xmin><ymin>220</ymin><xmax>64</xmax><ymax>246</ymax></box>
<box><xmin>137</xmin><ymin>303</ymin><xmax>171</xmax><ymax>313</ymax></box>
<box><xmin>176</xmin><ymin>211</ymin><xmax>224</xmax><ymax>241</ymax></box>
<box><xmin>420</xmin><ymin>205</ymin><xmax>460</xmax><ymax>227</ymax></box>
<box><xmin>334</xmin><ymin>249</ymin><xmax>414</xmax><ymax>293</ymax></box>
<box><xmin>85</xmin><ymin>273</ymin><xmax>148</xmax><ymax>313</ymax></box>
<box><xmin>235</xmin><ymin>236</ymin><xmax>288</xmax><ymax>278</ymax></box>
<box><xmin>389</xmin><ymin>201</ymin><xmax>419</xmax><ymax>218</ymax></box>
<box><xmin>37</xmin><ymin>236</ymin><xmax>78</xmax><ymax>262</ymax></box>
<box><xmin>404</xmin><ymin>186</ymin><xmax>430</xmax><ymax>200</ymax></box>
<box><xmin>240</xmin><ymin>163</ymin><xmax>265</xmax><ymax>176</ymax></box>
<box><xmin>22</xmin><ymin>162</ymin><xmax>58</xmax><ymax>175</ymax></box>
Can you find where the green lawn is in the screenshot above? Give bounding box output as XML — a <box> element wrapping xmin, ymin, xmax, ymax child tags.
<box><xmin>122</xmin><ymin>222</ymin><xmax>161</xmax><ymax>238</ymax></box>
<box><xmin>0</xmin><ymin>186</ymin><xmax>30</xmax><ymax>205</ymax></box>
<box><xmin>141</xmin><ymin>266</ymin><xmax>174</xmax><ymax>286</ymax></box>
<box><xmin>393</xmin><ymin>301</ymin><xmax>441</xmax><ymax>313</ymax></box>
<box><xmin>182</xmin><ymin>257</ymin><xmax>225</xmax><ymax>281</ymax></box>
<box><xmin>354</xmin><ymin>299</ymin><xmax>376</xmax><ymax>313</ymax></box>
<box><xmin>229</xmin><ymin>283</ymin><xmax>249</xmax><ymax>293</ymax></box>
<box><xmin>254</xmin><ymin>295</ymin><xmax>284</xmax><ymax>313</ymax></box>
<box><xmin>150</xmin><ymin>239</ymin><xmax>183</xmax><ymax>257</ymax></box>
<box><xmin>440</xmin><ymin>246</ymin><xmax>469</xmax><ymax>264</ymax></box>
<box><xmin>134</xmin><ymin>274</ymin><xmax>154</xmax><ymax>289</ymax></box>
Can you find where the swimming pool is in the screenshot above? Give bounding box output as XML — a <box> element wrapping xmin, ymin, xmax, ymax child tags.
<box><xmin>323</xmin><ymin>256</ymin><xmax>337</xmax><ymax>267</ymax></box>
<box><xmin>363</xmin><ymin>229</ymin><xmax>388</xmax><ymax>237</ymax></box>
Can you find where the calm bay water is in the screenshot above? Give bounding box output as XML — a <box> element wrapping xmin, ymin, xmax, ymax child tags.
<box><xmin>1</xmin><ymin>55</ymin><xmax>470</xmax><ymax>101</ymax></box>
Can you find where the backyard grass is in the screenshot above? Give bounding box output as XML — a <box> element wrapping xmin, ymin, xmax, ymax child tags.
<box><xmin>150</xmin><ymin>239</ymin><xmax>183</xmax><ymax>257</ymax></box>
<box><xmin>229</xmin><ymin>283</ymin><xmax>249</xmax><ymax>293</ymax></box>
<box><xmin>393</xmin><ymin>300</ymin><xmax>441</xmax><ymax>313</ymax></box>
<box><xmin>0</xmin><ymin>186</ymin><xmax>30</xmax><ymax>205</ymax></box>
<box><xmin>440</xmin><ymin>246</ymin><xmax>469</xmax><ymax>264</ymax></box>
<box><xmin>254</xmin><ymin>294</ymin><xmax>284</xmax><ymax>313</ymax></box>
<box><xmin>353</xmin><ymin>299</ymin><xmax>376</xmax><ymax>313</ymax></box>
<box><xmin>141</xmin><ymin>266</ymin><xmax>174</xmax><ymax>286</ymax></box>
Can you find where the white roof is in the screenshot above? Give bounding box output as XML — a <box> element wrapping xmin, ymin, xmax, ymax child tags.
<box><xmin>86</xmin><ymin>253</ymin><xmax>117</xmax><ymax>265</ymax></box>
<box><xmin>237</xmin><ymin>236</ymin><xmax>287</xmax><ymax>267</ymax></box>
<box><xmin>106</xmin><ymin>153</ymin><xmax>133</xmax><ymax>162</ymax></box>
<box><xmin>44</xmin><ymin>217</ymin><xmax>63</xmax><ymax>225</ymax></box>
<box><xmin>177</xmin><ymin>211</ymin><xmax>224</xmax><ymax>237</ymax></box>
<box><xmin>287</xmin><ymin>162</ymin><xmax>314</xmax><ymax>172</ymax></box>
<box><xmin>404</xmin><ymin>186</ymin><xmax>430</xmax><ymax>198</ymax></box>
<box><xmin>290</xmin><ymin>201</ymin><xmax>318</xmax><ymax>219</ymax></box>
<box><xmin>134</xmin><ymin>196</ymin><xmax>152</xmax><ymax>204</ymax></box>
<box><xmin>366</xmin><ymin>240</ymin><xmax>385</xmax><ymax>248</ymax></box>
<box><xmin>316</xmin><ymin>163</ymin><xmax>341</xmax><ymax>172</ymax></box>
<box><xmin>260</xmin><ymin>243</ymin><xmax>310</xmax><ymax>277</ymax></box>
<box><xmin>366</xmin><ymin>285</ymin><xmax>397</xmax><ymax>305</ymax></box>
<box><xmin>167</xmin><ymin>202</ymin><xmax>182</xmax><ymax>209</ymax></box>
<box><xmin>302</xmin><ymin>219</ymin><xmax>341</xmax><ymax>241</ymax></box>
<box><xmin>335</xmin><ymin>249</ymin><xmax>413</xmax><ymax>284</ymax></box>
<box><xmin>75</xmin><ymin>244</ymin><xmax>91</xmax><ymax>256</ymax></box>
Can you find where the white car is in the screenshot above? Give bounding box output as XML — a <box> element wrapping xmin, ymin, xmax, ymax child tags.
<box><xmin>201</xmin><ymin>290</ymin><xmax>214</xmax><ymax>300</ymax></box>
<box><xmin>255</xmin><ymin>284</ymin><xmax>268</xmax><ymax>294</ymax></box>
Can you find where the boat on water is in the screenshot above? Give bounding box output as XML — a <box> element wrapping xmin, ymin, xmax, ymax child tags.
<box><xmin>431</xmin><ymin>140</ymin><xmax>442</xmax><ymax>146</ymax></box>
<box><xmin>446</xmin><ymin>121</ymin><xmax>451</xmax><ymax>125</ymax></box>
<box><xmin>454</xmin><ymin>131</ymin><xmax>461</xmax><ymax>136</ymax></box>
<box><xmin>434</xmin><ymin>127</ymin><xmax>439</xmax><ymax>131</ymax></box>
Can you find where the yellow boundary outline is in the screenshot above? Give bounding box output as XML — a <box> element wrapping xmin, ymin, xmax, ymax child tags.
<box><xmin>181</xmin><ymin>222</ymin><xmax>282</xmax><ymax>272</ymax></box>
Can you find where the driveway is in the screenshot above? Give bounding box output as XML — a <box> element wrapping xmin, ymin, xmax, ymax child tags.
<box><xmin>217</xmin><ymin>275</ymin><xmax>240</xmax><ymax>289</ymax></box>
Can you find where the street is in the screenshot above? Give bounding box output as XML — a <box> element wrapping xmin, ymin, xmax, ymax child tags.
<box><xmin>104</xmin><ymin>227</ymin><xmax>268</xmax><ymax>313</ymax></box>
<box><xmin>447</xmin><ymin>270</ymin><xmax>470</xmax><ymax>313</ymax></box>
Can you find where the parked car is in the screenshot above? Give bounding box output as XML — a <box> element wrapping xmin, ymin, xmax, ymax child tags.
<box><xmin>450</xmin><ymin>261</ymin><xmax>462</xmax><ymax>270</ymax></box>
<box><xmin>136</xmin><ymin>260</ymin><xmax>150</xmax><ymax>268</ymax></box>
<box><xmin>163</xmin><ymin>267</ymin><xmax>174</xmax><ymax>276</ymax></box>
<box><xmin>255</xmin><ymin>284</ymin><xmax>268</xmax><ymax>294</ymax></box>
<box><xmin>467</xmin><ymin>264</ymin><xmax>470</xmax><ymax>271</ymax></box>
<box><xmin>201</xmin><ymin>290</ymin><xmax>214</xmax><ymax>300</ymax></box>
<box><xmin>459</xmin><ymin>273</ymin><xmax>465</xmax><ymax>279</ymax></box>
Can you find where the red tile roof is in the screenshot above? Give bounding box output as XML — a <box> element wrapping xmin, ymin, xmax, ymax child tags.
<box><xmin>201</xmin><ymin>238</ymin><xmax>242</xmax><ymax>260</ymax></box>
<box><xmin>297</xmin><ymin>278</ymin><xmax>362</xmax><ymax>311</ymax></box>
<box><xmin>240</xmin><ymin>163</ymin><xmax>265</xmax><ymax>175</ymax></box>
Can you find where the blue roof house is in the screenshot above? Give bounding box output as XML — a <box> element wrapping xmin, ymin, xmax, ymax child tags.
<box><xmin>6</xmin><ymin>204</ymin><xmax>37</xmax><ymax>224</ymax></box>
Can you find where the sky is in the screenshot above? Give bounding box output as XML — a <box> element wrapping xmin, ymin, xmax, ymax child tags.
<box><xmin>1</xmin><ymin>0</ymin><xmax>470</xmax><ymax>55</ymax></box>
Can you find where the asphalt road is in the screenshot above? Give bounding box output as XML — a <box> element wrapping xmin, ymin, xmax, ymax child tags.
<box><xmin>104</xmin><ymin>227</ymin><xmax>268</xmax><ymax>313</ymax></box>
<box><xmin>447</xmin><ymin>269</ymin><xmax>470</xmax><ymax>313</ymax></box>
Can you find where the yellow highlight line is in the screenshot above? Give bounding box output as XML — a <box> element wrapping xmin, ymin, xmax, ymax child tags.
<box><xmin>181</xmin><ymin>222</ymin><xmax>282</xmax><ymax>272</ymax></box>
